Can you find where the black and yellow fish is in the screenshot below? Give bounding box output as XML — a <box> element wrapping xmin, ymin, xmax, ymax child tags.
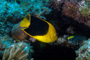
<box><xmin>20</xmin><ymin>14</ymin><xmax>58</xmax><ymax>43</ymax></box>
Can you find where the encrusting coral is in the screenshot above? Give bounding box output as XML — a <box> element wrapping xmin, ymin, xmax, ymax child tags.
<box><xmin>2</xmin><ymin>42</ymin><xmax>33</xmax><ymax>60</ymax></box>
<box><xmin>76</xmin><ymin>39</ymin><xmax>90</xmax><ymax>60</ymax></box>
<box><xmin>64</xmin><ymin>0</ymin><xmax>90</xmax><ymax>27</ymax></box>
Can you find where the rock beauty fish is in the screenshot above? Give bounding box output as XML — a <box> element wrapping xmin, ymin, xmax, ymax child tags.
<box><xmin>20</xmin><ymin>14</ymin><xmax>58</xmax><ymax>43</ymax></box>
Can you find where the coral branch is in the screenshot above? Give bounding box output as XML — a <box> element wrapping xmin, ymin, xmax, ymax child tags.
<box><xmin>2</xmin><ymin>42</ymin><xmax>32</xmax><ymax>60</ymax></box>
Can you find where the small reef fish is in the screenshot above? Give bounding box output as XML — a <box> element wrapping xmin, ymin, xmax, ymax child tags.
<box><xmin>67</xmin><ymin>36</ymin><xmax>74</xmax><ymax>40</ymax></box>
<box><xmin>20</xmin><ymin>14</ymin><xmax>58</xmax><ymax>43</ymax></box>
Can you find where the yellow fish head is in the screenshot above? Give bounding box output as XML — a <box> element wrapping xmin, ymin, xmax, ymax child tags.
<box><xmin>48</xmin><ymin>33</ymin><xmax>58</xmax><ymax>43</ymax></box>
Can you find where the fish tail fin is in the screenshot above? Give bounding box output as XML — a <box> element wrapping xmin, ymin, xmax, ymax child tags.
<box><xmin>27</xmin><ymin>13</ymin><xmax>31</xmax><ymax>22</ymax></box>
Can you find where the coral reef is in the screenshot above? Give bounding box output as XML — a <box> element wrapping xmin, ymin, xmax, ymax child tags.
<box><xmin>62</xmin><ymin>0</ymin><xmax>90</xmax><ymax>27</ymax></box>
<box><xmin>79</xmin><ymin>0</ymin><xmax>90</xmax><ymax>17</ymax></box>
<box><xmin>2</xmin><ymin>42</ymin><xmax>33</xmax><ymax>60</ymax></box>
<box><xmin>76</xmin><ymin>39</ymin><xmax>90</xmax><ymax>60</ymax></box>
<box><xmin>53</xmin><ymin>35</ymin><xmax>87</xmax><ymax>49</ymax></box>
<box><xmin>0</xmin><ymin>0</ymin><xmax>51</xmax><ymax>20</ymax></box>
<box><xmin>0</xmin><ymin>0</ymin><xmax>51</xmax><ymax>58</ymax></box>
<box><xmin>49</xmin><ymin>0</ymin><xmax>90</xmax><ymax>28</ymax></box>
<box><xmin>62</xmin><ymin>1</ymin><xmax>79</xmax><ymax>18</ymax></box>
<box><xmin>47</xmin><ymin>0</ymin><xmax>90</xmax><ymax>37</ymax></box>
<box><xmin>0</xmin><ymin>0</ymin><xmax>52</xmax><ymax>47</ymax></box>
<box><xmin>1</xmin><ymin>0</ymin><xmax>90</xmax><ymax>60</ymax></box>
<box><xmin>0</xmin><ymin>35</ymin><xmax>13</xmax><ymax>56</ymax></box>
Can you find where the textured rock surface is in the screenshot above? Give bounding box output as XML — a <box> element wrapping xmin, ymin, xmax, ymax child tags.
<box><xmin>11</xmin><ymin>22</ymin><xmax>28</xmax><ymax>40</ymax></box>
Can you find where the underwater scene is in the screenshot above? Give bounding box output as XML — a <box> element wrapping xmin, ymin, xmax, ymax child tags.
<box><xmin>1</xmin><ymin>0</ymin><xmax>90</xmax><ymax>60</ymax></box>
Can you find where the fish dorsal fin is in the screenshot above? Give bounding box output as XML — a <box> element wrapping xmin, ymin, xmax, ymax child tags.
<box><xmin>27</xmin><ymin>13</ymin><xmax>31</xmax><ymax>23</ymax></box>
<box><xmin>20</xmin><ymin>16</ymin><xmax>30</xmax><ymax>28</ymax></box>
